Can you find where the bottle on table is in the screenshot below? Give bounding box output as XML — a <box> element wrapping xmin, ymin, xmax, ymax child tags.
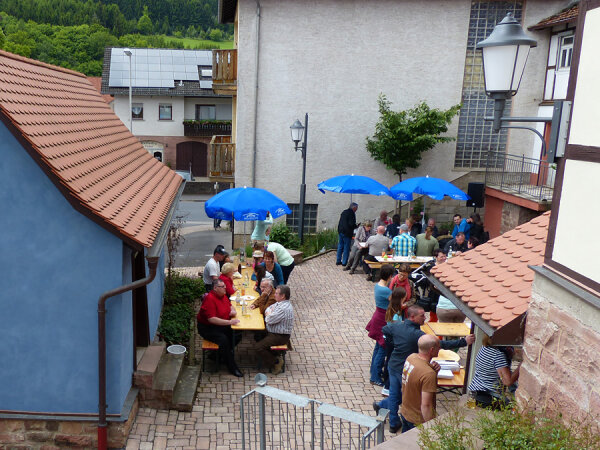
<box><xmin>241</xmin><ymin>299</ymin><xmax>247</xmax><ymax>316</ymax></box>
<box><xmin>235</xmin><ymin>291</ymin><xmax>241</xmax><ymax>304</ymax></box>
<box><xmin>448</xmin><ymin>246</ymin><xmax>453</xmax><ymax>259</ymax></box>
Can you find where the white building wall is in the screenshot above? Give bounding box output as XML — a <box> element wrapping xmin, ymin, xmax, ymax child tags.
<box><xmin>235</xmin><ymin>0</ymin><xmax>566</xmax><ymax>230</ymax></box>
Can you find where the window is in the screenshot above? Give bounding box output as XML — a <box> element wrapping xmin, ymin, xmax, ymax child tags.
<box><xmin>196</xmin><ymin>104</ymin><xmax>216</xmax><ymax>120</ymax></box>
<box><xmin>159</xmin><ymin>104</ymin><xmax>172</xmax><ymax>120</ymax></box>
<box><xmin>286</xmin><ymin>204</ymin><xmax>318</xmax><ymax>234</ymax></box>
<box><xmin>557</xmin><ymin>35</ymin><xmax>574</xmax><ymax>70</ymax></box>
<box><xmin>132</xmin><ymin>103</ymin><xmax>143</xmax><ymax>120</ymax></box>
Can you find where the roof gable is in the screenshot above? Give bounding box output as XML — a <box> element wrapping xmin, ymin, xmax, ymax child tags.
<box><xmin>431</xmin><ymin>212</ymin><xmax>550</xmax><ymax>330</ymax></box>
<box><xmin>0</xmin><ymin>50</ymin><xmax>182</xmax><ymax>249</ymax></box>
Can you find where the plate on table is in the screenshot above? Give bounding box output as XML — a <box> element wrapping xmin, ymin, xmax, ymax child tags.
<box><xmin>432</xmin><ymin>349</ymin><xmax>460</xmax><ymax>362</ymax></box>
<box><xmin>230</xmin><ymin>295</ymin><xmax>254</xmax><ymax>302</ymax></box>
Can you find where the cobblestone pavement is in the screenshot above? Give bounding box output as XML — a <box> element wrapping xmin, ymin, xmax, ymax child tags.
<box><xmin>126</xmin><ymin>252</ymin><xmax>464</xmax><ymax>449</ymax></box>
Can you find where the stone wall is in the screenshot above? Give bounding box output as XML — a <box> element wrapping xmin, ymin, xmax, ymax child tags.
<box><xmin>0</xmin><ymin>397</ymin><xmax>138</xmax><ymax>449</ymax></box>
<box><xmin>500</xmin><ymin>202</ymin><xmax>540</xmax><ymax>235</ymax></box>
<box><xmin>516</xmin><ymin>273</ymin><xmax>600</xmax><ymax>427</ymax></box>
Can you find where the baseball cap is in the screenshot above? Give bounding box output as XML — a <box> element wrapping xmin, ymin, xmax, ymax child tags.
<box><xmin>214</xmin><ymin>245</ymin><xmax>227</xmax><ymax>255</ymax></box>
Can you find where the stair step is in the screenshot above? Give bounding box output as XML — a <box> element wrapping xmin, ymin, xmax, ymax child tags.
<box><xmin>134</xmin><ymin>343</ymin><xmax>165</xmax><ymax>389</ymax></box>
<box><xmin>154</xmin><ymin>353</ymin><xmax>185</xmax><ymax>394</ymax></box>
<box><xmin>172</xmin><ymin>366</ymin><xmax>201</xmax><ymax>411</ymax></box>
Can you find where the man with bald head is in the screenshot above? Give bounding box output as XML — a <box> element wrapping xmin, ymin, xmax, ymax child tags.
<box><xmin>399</xmin><ymin>335</ymin><xmax>440</xmax><ymax>432</ymax></box>
<box><xmin>363</xmin><ymin>225</ymin><xmax>390</xmax><ymax>281</ymax></box>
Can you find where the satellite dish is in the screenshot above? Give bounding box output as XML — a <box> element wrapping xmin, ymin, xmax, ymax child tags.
<box><xmin>254</xmin><ymin>373</ymin><xmax>268</xmax><ymax>387</ymax></box>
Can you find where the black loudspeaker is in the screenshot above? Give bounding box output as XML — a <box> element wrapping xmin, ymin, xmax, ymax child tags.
<box><xmin>466</xmin><ymin>182</ymin><xmax>485</xmax><ymax>208</ymax></box>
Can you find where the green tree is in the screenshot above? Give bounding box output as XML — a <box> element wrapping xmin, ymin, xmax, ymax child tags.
<box><xmin>208</xmin><ymin>27</ymin><xmax>223</xmax><ymax>42</ymax></box>
<box><xmin>137</xmin><ymin>6</ymin><xmax>153</xmax><ymax>35</ymax></box>
<box><xmin>366</xmin><ymin>94</ymin><xmax>460</xmax><ymax>181</ymax></box>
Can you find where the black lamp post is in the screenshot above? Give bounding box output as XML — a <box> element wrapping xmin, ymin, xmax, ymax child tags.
<box><xmin>477</xmin><ymin>12</ymin><xmax>552</xmax><ymax>152</ymax></box>
<box><xmin>290</xmin><ymin>113</ymin><xmax>308</xmax><ymax>244</ymax></box>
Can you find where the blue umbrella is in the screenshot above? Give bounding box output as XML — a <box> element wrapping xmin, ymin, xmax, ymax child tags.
<box><xmin>205</xmin><ymin>186</ymin><xmax>291</xmax><ymax>221</ymax></box>
<box><xmin>318</xmin><ymin>174</ymin><xmax>392</xmax><ymax>196</ymax></box>
<box><xmin>389</xmin><ymin>176</ymin><xmax>470</xmax><ymax>201</ymax></box>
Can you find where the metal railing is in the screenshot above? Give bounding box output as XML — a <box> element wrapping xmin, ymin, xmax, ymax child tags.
<box><xmin>183</xmin><ymin>121</ymin><xmax>232</xmax><ymax>137</ymax></box>
<box><xmin>484</xmin><ymin>150</ymin><xmax>555</xmax><ymax>202</ymax></box>
<box><xmin>241</xmin><ymin>378</ymin><xmax>389</xmax><ymax>449</ymax></box>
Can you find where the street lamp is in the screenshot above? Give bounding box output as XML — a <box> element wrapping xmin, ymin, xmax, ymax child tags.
<box><xmin>477</xmin><ymin>13</ymin><xmax>538</xmax><ymax>133</ymax></box>
<box><xmin>290</xmin><ymin>114</ymin><xmax>308</xmax><ymax>244</ymax></box>
<box><xmin>123</xmin><ymin>48</ymin><xmax>133</xmax><ymax>132</ymax></box>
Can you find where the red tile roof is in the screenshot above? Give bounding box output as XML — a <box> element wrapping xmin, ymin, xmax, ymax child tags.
<box><xmin>0</xmin><ymin>50</ymin><xmax>182</xmax><ymax>249</ymax></box>
<box><xmin>528</xmin><ymin>5</ymin><xmax>578</xmax><ymax>30</ymax></box>
<box><xmin>87</xmin><ymin>76</ymin><xmax>114</xmax><ymax>104</ymax></box>
<box><xmin>431</xmin><ymin>212</ymin><xmax>549</xmax><ymax>329</ymax></box>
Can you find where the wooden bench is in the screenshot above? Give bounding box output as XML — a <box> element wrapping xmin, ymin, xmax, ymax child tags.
<box><xmin>201</xmin><ymin>340</ymin><xmax>220</xmax><ymax>372</ymax></box>
<box><xmin>269</xmin><ymin>343</ymin><xmax>291</xmax><ymax>373</ymax></box>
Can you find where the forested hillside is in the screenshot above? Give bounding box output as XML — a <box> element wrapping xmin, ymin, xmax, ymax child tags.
<box><xmin>0</xmin><ymin>0</ymin><xmax>232</xmax><ymax>75</ymax></box>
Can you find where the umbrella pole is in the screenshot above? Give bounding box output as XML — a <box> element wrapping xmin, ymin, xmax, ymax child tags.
<box><xmin>231</xmin><ymin>213</ymin><xmax>234</xmax><ymax>249</ymax></box>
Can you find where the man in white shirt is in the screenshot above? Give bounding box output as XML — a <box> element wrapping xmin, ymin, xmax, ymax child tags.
<box><xmin>202</xmin><ymin>245</ymin><xmax>227</xmax><ymax>292</ymax></box>
<box><xmin>256</xmin><ymin>284</ymin><xmax>294</xmax><ymax>375</ymax></box>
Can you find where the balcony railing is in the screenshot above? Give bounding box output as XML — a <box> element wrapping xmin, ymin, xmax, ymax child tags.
<box><xmin>209</xmin><ymin>135</ymin><xmax>235</xmax><ymax>180</ymax></box>
<box><xmin>212</xmin><ymin>49</ymin><xmax>237</xmax><ymax>91</ymax></box>
<box><xmin>183</xmin><ymin>120</ymin><xmax>232</xmax><ymax>137</ymax></box>
<box><xmin>484</xmin><ymin>151</ymin><xmax>556</xmax><ymax>202</ymax></box>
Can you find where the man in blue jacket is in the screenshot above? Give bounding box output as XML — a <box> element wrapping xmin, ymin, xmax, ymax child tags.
<box><xmin>373</xmin><ymin>305</ymin><xmax>475</xmax><ymax>433</ymax></box>
<box><xmin>336</xmin><ymin>202</ymin><xmax>358</xmax><ymax>266</ymax></box>
<box><xmin>451</xmin><ymin>214</ymin><xmax>471</xmax><ymax>239</ymax></box>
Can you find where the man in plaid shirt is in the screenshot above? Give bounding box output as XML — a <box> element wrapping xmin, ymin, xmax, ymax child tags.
<box><xmin>390</xmin><ymin>224</ymin><xmax>417</xmax><ymax>256</ymax></box>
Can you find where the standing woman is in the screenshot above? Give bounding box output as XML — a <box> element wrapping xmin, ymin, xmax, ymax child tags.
<box><xmin>251</xmin><ymin>212</ymin><xmax>273</xmax><ymax>243</ymax></box>
<box><xmin>365</xmin><ymin>265</ymin><xmax>395</xmax><ymax>387</ymax></box>
<box><xmin>388</xmin><ymin>264</ymin><xmax>417</xmax><ymax>319</ymax></box>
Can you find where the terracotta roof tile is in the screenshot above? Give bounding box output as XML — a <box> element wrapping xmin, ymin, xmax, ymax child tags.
<box><xmin>431</xmin><ymin>212</ymin><xmax>549</xmax><ymax>330</ymax></box>
<box><xmin>529</xmin><ymin>5</ymin><xmax>578</xmax><ymax>30</ymax></box>
<box><xmin>0</xmin><ymin>50</ymin><xmax>182</xmax><ymax>248</ymax></box>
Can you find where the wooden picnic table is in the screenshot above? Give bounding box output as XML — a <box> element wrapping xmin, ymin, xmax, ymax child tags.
<box><xmin>427</xmin><ymin>322</ymin><xmax>471</xmax><ymax>338</ymax></box>
<box><xmin>437</xmin><ymin>368</ymin><xmax>465</xmax><ymax>394</ymax></box>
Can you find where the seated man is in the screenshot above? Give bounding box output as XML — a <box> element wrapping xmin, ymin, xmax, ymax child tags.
<box><xmin>443</xmin><ymin>232</ymin><xmax>468</xmax><ymax>255</ymax></box>
<box><xmin>363</xmin><ymin>226</ymin><xmax>391</xmax><ymax>281</ymax></box>
<box><xmin>427</xmin><ymin>218</ymin><xmax>439</xmax><ymax>238</ymax></box>
<box><xmin>386</xmin><ymin>214</ymin><xmax>402</xmax><ymax>239</ymax></box>
<box><xmin>399</xmin><ymin>335</ymin><xmax>441</xmax><ymax>432</ymax></box>
<box><xmin>250</xmin><ymin>278</ymin><xmax>276</xmax><ymax>315</ymax></box>
<box><xmin>256</xmin><ymin>284</ymin><xmax>294</xmax><ymax>375</ymax></box>
<box><xmin>196</xmin><ymin>281</ymin><xmax>243</xmax><ymax>377</ymax></box>
<box><xmin>390</xmin><ymin>224</ymin><xmax>416</xmax><ymax>257</ymax></box>
<box><xmin>451</xmin><ymin>214</ymin><xmax>471</xmax><ymax>239</ymax></box>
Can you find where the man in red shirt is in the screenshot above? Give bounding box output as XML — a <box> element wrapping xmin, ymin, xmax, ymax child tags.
<box><xmin>197</xmin><ymin>280</ymin><xmax>243</xmax><ymax>377</ymax></box>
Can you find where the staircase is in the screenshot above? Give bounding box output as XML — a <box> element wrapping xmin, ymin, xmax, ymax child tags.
<box><xmin>134</xmin><ymin>343</ymin><xmax>201</xmax><ymax>412</ymax></box>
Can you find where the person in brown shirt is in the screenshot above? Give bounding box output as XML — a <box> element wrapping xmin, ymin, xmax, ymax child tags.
<box><xmin>250</xmin><ymin>278</ymin><xmax>276</xmax><ymax>315</ymax></box>
<box><xmin>400</xmin><ymin>335</ymin><xmax>441</xmax><ymax>432</ymax></box>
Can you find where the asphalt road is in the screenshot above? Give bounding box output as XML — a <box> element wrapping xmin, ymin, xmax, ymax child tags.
<box><xmin>173</xmin><ymin>196</ymin><xmax>234</xmax><ymax>268</ymax></box>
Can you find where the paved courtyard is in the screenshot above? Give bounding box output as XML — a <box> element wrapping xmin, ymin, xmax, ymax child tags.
<box><xmin>126</xmin><ymin>252</ymin><xmax>464</xmax><ymax>449</ymax></box>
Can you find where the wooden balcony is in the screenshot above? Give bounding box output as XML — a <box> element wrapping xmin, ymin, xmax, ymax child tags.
<box><xmin>209</xmin><ymin>135</ymin><xmax>235</xmax><ymax>181</ymax></box>
<box><xmin>183</xmin><ymin>120</ymin><xmax>232</xmax><ymax>137</ymax></box>
<box><xmin>212</xmin><ymin>49</ymin><xmax>237</xmax><ymax>95</ymax></box>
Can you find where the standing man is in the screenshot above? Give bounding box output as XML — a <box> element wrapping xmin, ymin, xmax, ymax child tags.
<box><xmin>390</xmin><ymin>224</ymin><xmax>417</xmax><ymax>257</ymax></box>
<box><xmin>399</xmin><ymin>335</ymin><xmax>441</xmax><ymax>432</ymax></box>
<box><xmin>374</xmin><ymin>305</ymin><xmax>474</xmax><ymax>433</ymax></box>
<box><xmin>202</xmin><ymin>245</ymin><xmax>227</xmax><ymax>292</ymax></box>
<box><xmin>336</xmin><ymin>202</ymin><xmax>358</xmax><ymax>266</ymax></box>
<box><xmin>451</xmin><ymin>214</ymin><xmax>471</xmax><ymax>239</ymax></box>
<box><xmin>415</xmin><ymin>226</ymin><xmax>439</xmax><ymax>257</ymax></box>
<box><xmin>255</xmin><ymin>284</ymin><xmax>294</xmax><ymax>375</ymax></box>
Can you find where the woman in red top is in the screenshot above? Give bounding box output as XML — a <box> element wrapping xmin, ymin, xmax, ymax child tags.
<box><xmin>197</xmin><ymin>280</ymin><xmax>243</xmax><ymax>377</ymax></box>
<box><xmin>219</xmin><ymin>262</ymin><xmax>237</xmax><ymax>297</ymax></box>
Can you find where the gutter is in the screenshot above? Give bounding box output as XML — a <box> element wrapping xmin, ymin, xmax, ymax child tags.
<box><xmin>97</xmin><ymin>181</ymin><xmax>185</xmax><ymax>450</ymax></box>
<box><xmin>251</xmin><ymin>0</ymin><xmax>261</xmax><ymax>187</ymax></box>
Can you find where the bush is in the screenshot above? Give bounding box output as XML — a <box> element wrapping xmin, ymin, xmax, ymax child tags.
<box><xmin>418</xmin><ymin>404</ymin><xmax>599</xmax><ymax>450</ymax></box>
<box><xmin>269</xmin><ymin>223</ymin><xmax>300</xmax><ymax>250</ymax></box>
<box><xmin>164</xmin><ymin>273</ymin><xmax>205</xmax><ymax>306</ymax></box>
<box><xmin>300</xmin><ymin>229</ymin><xmax>338</xmax><ymax>257</ymax></box>
<box><xmin>158</xmin><ymin>303</ymin><xmax>194</xmax><ymax>346</ymax></box>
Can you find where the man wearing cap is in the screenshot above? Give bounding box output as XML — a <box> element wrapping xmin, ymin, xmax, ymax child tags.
<box><xmin>391</xmin><ymin>224</ymin><xmax>417</xmax><ymax>257</ymax></box>
<box><xmin>203</xmin><ymin>245</ymin><xmax>227</xmax><ymax>292</ymax></box>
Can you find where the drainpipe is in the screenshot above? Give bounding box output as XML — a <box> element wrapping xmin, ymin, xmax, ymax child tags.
<box><xmin>97</xmin><ymin>180</ymin><xmax>185</xmax><ymax>450</ymax></box>
<box><xmin>251</xmin><ymin>0</ymin><xmax>261</xmax><ymax>187</ymax></box>
<box><xmin>97</xmin><ymin>258</ymin><xmax>158</xmax><ymax>450</ymax></box>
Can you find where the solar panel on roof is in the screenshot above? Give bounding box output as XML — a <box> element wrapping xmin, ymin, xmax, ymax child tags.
<box><xmin>161</xmin><ymin>80</ymin><xmax>174</xmax><ymax>88</ymax></box>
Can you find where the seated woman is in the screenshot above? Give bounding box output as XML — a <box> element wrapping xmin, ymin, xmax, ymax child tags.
<box><xmin>260</xmin><ymin>251</ymin><xmax>284</xmax><ymax>287</ymax></box>
<box><xmin>345</xmin><ymin>221</ymin><xmax>373</xmax><ymax>273</ymax></box>
<box><xmin>196</xmin><ymin>280</ymin><xmax>243</xmax><ymax>377</ymax></box>
<box><xmin>468</xmin><ymin>335</ymin><xmax>520</xmax><ymax>409</ymax></box>
<box><xmin>218</xmin><ymin>262</ymin><xmax>237</xmax><ymax>297</ymax></box>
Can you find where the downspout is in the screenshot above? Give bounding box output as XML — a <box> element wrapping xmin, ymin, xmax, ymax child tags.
<box><xmin>97</xmin><ymin>181</ymin><xmax>185</xmax><ymax>450</ymax></box>
<box><xmin>251</xmin><ymin>0</ymin><xmax>261</xmax><ymax>187</ymax></box>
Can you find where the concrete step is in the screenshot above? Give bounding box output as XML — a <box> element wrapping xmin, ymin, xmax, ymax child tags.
<box><xmin>138</xmin><ymin>352</ymin><xmax>184</xmax><ymax>409</ymax></box>
<box><xmin>133</xmin><ymin>343</ymin><xmax>165</xmax><ymax>389</ymax></box>
<box><xmin>171</xmin><ymin>365</ymin><xmax>201</xmax><ymax>412</ymax></box>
